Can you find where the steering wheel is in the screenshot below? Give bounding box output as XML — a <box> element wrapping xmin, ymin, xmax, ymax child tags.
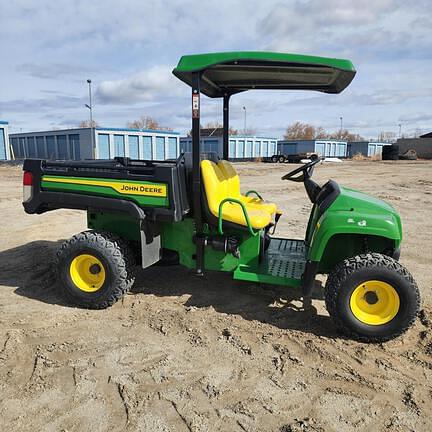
<box><xmin>281</xmin><ymin>156</ymin><xmax>323</xmax><ymax>182</ymax></box>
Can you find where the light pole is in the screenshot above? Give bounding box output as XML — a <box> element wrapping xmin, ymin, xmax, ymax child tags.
<box><xmin>340</xmin><ymin>116</ymin><xmax>343</xmax><ymax>137</ymax></box>
<box><xmin>85</xmin><ymin>79</ymin><xmax>95</xmax><ymax>158</ymax></box>
<box><xmin>398</xmin><ymin>123</ymin><xmax>402</xmax><ymax>138</ymax></box>
<box><xmin>243</xmin><ymin>106</ymin><xmax>247</xmax><ymax>134</ymax></box>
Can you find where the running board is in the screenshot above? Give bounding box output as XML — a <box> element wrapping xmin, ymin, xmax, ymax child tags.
<box><xmin>234</xmin><ymin>238</ymin><xmax>306</xmax><ymax>287</ymax></box>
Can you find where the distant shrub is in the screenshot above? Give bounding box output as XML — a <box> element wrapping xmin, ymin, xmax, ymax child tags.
<box><xmin>351</xmin><ymin>152</ymin><xmax>382</xmax><ymax>161</ymax></box>
<box><xmin>351</xmin><ymin>152</ymin><xmax>367</xmax><ymax>161</ymax></box>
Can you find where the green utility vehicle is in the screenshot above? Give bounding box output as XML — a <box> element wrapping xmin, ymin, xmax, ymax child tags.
<box><xmin>23</xmin><ymin>51</ymin><xmax>420</xmax><ymax>342</ymax></box>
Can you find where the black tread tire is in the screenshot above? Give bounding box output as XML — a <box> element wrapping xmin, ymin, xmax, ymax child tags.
<box><xmin>278</xmin><ymin>155</ymin><xmax>286</xmax><ymax>163</ymax></box>
<box><xmin>55</xmin><ymin>230</ymin><xmax>136</xmax><ymax>309</ymax></box>
<box><xmin>271</xmin><ymin>155</ymin><xmax>278</xmax><ymax>163</ymax></box>
<box><xmin>325</xmin><ymin>253</ymin><xmax>420</xmax><ymax>342</ymax></box>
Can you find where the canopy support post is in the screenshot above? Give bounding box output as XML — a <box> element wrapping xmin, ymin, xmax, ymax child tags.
<box><xmin>191</xmin><ymin>72</ymin><xmax>204</xmax><ymax>275</ymax></box>
<box><xmin>222</xmin><ymin>93</ymin><xmax>230</xmax><ymax>160</ymax></box>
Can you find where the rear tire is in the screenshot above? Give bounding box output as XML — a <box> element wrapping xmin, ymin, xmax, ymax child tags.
<box><xmin>56</xmin><ymin>230</ymin><xmax>136</xmax><ymax>309</ymax></box>
<box><xmin>278</xmin><ymin>155</ymin><xmax>286</xmax><ymax>163</ymax></box>
<box><xmin>325</xmin><ymin>253</ymin><xmax>420</xmax><ymax>342</ymax></box>
<box><xmin>271</xmin><ymin>155</ymin><xmax>278</xmax><ymax>163</ymax></box>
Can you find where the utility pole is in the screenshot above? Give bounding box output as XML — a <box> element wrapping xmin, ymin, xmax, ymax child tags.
<box><xmin>243</xmin><ymin>106</ymin><xmax>247</xmax><ymax>134</ymax></box>
<box><xmin>398</xmin><ymin>123</ymin><xmax>402</xmax><ymax>138</ymax></box>
<box><xmin>85</xmin><ymin>79</ymin><xmax>95</xmax><ymax>158</ymax></box>
<box><xmin>340</xmin><ymin>116</ymin><xmax>343</xmax><ymax>137</ymax></box>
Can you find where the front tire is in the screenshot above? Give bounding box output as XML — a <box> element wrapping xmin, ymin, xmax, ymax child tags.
<box><xmin>325</xmin><ymin>253</ymin><xmax>420</xmax><ymax>342</ymax></box>
<box><xmin>56</xmin><ymin>230</ymin><xmax>136</xmax><ymax>309</ymax></box>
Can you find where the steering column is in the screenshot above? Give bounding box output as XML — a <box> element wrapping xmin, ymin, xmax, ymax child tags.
<box><xmin>281</xmin><ymin>156</ymin><xmax>324</xmax><ymax>203</ymax></box>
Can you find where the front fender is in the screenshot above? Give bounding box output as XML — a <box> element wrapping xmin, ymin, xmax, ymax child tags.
<box><xmin>308</xmin><ymin>209</ymin><xmax>402</xmax><ymax>262</ymax></box>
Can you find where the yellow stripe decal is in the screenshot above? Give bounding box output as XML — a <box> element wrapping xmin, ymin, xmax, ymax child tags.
<box><xmin>42</xmin><ymin>176</ymin><xmax>167</xmax><ymax>197</ymax></box>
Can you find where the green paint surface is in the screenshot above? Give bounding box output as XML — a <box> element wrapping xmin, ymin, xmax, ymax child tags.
<box><xmin>173</xmin><ymin>51</ymin><xmax>356</xmax><ymax>97</ymax></box>
<box><xmin>87</xmin><ymin>212</ymin><xmax>141</xmax><ymax>242</ymax></box>
<box><xmin>42</xmin><ymin>175</ymin><xmax>169</xmax><ymax>207</ymax></box>
<box><xmin>308</xmin><ymin>186</ymin><xmax>402</xmax><ymax>265</ymax></box>
<box><xmin>161</xmin><ymin>219</ymin><xmax>242</xmax><ymax>272</ymax></box>
<box><xmin>80</xmin><ymin>179</ymin><xmax>404</xmax><ymax>289</ymax></box>
<box><xmin>174</xmin><ymin>51</ymin><xmax>355</xmax><ymax>73</ymax></box>
<box><xmin>161</xmin><ymin>219</ymin><xmax>304</xmax><ymax>286</ymax></box>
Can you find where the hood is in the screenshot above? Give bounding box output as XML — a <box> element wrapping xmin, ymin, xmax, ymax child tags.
<box><xmin>335</xmin><ymin>186</ymin><xmax>398</xmax><ymax>215</ymax></box>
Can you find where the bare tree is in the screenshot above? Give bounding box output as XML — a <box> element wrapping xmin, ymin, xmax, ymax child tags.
<box><xmin>203</xmin><ymin>121</ymin><xmax>240</xmax><ymax>135</ymax></box>
<box><xmin>328</xmin><ymin>129</ymin><xmax>364</xmax><ymax>141</ymax></box>
<box><xmin>377</xmin><ymin>131</ymin><xmax>397</xmax><ymax>143</ymax></box>
<box><xmin>127</xmin><ymin>116</ymin><xmax>172</xmax><ymax>131</ymax></box>
<box><xmin>187</xmin><ymin>122</ymin><xmax>239</xmax><ymax>137</ymax></box>
<box><xmin>284</xmin><ymin>121</ymin><xmax>364</xmax><ymax>141</ymax></box>
<box><xmin>284</xmin><ymin>122</ymin><xmax>320</xmax><ymax>140</ymax></box>
<box><xmin>79</xmin><ymin>120</ymin><xmax>99</xmax><ymax>128</ymax></box>
<box><xmin>243</xmin><ymin>128</ymin><xmax>256</xmax><ymax>136</ymax></box>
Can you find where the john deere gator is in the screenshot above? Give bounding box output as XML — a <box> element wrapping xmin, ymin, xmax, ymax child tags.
<box><xmin>22</xmin><ymin>51</ymin><xmax>420</xmax><ymax>342</ymax></box>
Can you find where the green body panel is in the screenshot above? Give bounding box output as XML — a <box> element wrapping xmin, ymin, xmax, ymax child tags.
<box><xmin>160</xmin><ymin>218</ymin><xmax>261</xmax><ymax>272</ymax></box>
<box><xmin>307</xmin><ymin>186</ymin><xmax>402</xmax><ymax>270</ymax></box>
<box><xmin>161</xmin><ymin>219</ymin><xmax>305</xmax><ymax>286</ymax></box>
<box><xmin>173</xmin><ymin>51</ymin><xmax>356</xmax><ymax>97</ymax></box>
<box><xmin>87</xmin><ymin>212</ymin><xmax>141</xmax><ymax>242</ymax></box>
<box><xmin>41</xmin><ymin>175</ymin><xmax>169</xmax><ymax>207</ymax></box>
<box><xmin>160</xmin><ymin>218</ymin><xmax>197</xmax><ymax>268</ymax></box>
<box><xmin>83</xmin><ymin>184</ymin><xmax>403</xmax><ymax>287</ymax></box>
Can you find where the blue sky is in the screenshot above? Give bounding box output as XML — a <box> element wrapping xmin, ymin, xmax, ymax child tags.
<box><xmin>0</xmin><ymin>0</ymin><xmax>431</xmax><ymax>139</ymax></box>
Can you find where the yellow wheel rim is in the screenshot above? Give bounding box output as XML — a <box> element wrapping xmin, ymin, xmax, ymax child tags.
<box><xmin>69</xmin><ymin>254</ymin><xmax>106</xmax><ymax>292</ymax></box>
<box><xmin>350</xmin><ymin>280</ymin><xmax>400</xmax><ymax>326</ymax></box>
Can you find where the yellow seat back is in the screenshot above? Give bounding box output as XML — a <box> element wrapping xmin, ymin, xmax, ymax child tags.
<box><xmin>217</xmin><ymin>159</ymin><xmax>278</xmax><ymax>216</ymax></box>
<box><xmin>200</xmin><ymin>160</ymin><xmax>229</xmax><ymax>215</ymax></box>
<box><xmin>201</xmin><ymin>159</ymin><xmax>272</xmax><ymax>229</ymax></box>
<box><xmin>217</xmin><ymin>160</ymin><xmax>241</xmax><ymax>197</ymax></box>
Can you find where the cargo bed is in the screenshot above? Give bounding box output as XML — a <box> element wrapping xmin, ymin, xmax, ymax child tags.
<box><xmin>22</xmin><ymin>157</ymin><xmax>190</xmax><ymax>222</ymax></box>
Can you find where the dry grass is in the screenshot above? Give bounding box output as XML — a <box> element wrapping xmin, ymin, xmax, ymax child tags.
<box><xmin>351</xmin><ymin>152</ymin><xmax>382</xmax><ymax>161</ymax></box>
<box><xmin>351</xmin><ymin>152</ymin><xmax>367</xmax><ymax>161</ymax></box>
<box><xmin>370</xmin><ymin>153</ymin><xmax>382</xmax><ymax>161</ymax></box>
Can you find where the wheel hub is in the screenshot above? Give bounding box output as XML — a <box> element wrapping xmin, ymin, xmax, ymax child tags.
<box><xmin>69</xmin><ymin>254</ymin><xmax>106</xmax><ymax>292</ymax></box>
<box><xmin>350</xmin><ymin>280</ymin><xmax>400</xmax><ymax>326</ymax></box>
<box><xmin>364</xmin><ymin>290</ymin><xmax>379</xmax><ymax>305</ymax></box>
<box><xmin>89</xmin><ymin>263</ymin><xmax>102</xmax><ymax>274</ymax></box>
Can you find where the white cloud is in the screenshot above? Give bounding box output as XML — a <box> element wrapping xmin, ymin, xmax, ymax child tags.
<box><xmin>17</xmin><ymin>63</ymin><xmax>96</xmax><ymax>80</ymax></box>
<box><xmin>0</xmin><ymin>0</ymin><xmax>430</xmax><ymax>139</ymax></box>
<box><xmin>258</xmin><ymin>0</ymin><xmax>431</xmax><ymax>59</ymax></box>
<box><xmin>96</xmin><ymin>66</ymin><xmax>181</xmax><ymax>104</ymax></box>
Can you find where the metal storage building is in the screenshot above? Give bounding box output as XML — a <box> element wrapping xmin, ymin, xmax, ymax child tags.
<box><xmin>180</xmin><ymin>135</ymin><xmax>277</xmax><ymax>160</ymax></box>
<box><xmin>347</xmin><ymin>141</ymin><xmax>391</xmax><ymax>158</ymax></box>
<box><xmin>9</xmin><ymin>127</ymin><xmax>180</xmax><ymax>161</ymax></box>
<box><xmin>277</xmin><ymin>139</ymin><xmax>348</xmax><ymax>158</ymax></box>
<box><xmin>0</xmin><ymin>121</ymin><xmax>11</xmax><ymax>160</ymax></box>
<box><xmin>397</xmin><ymin>137</ymin><xmax>432</xmax><ymax>159</ymax></box>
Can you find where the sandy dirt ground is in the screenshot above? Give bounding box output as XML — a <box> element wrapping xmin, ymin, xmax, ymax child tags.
<box><xmin>0</xmin><ymin>160</ymin><xmax>431</xmax><ymax>432</ymax></box>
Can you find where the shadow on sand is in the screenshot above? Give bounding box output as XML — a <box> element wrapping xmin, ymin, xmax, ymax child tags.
<box><xmin>0</xmin><ymin>240</ymin><xmax>337</xmax><ymax>338</ymax></box>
